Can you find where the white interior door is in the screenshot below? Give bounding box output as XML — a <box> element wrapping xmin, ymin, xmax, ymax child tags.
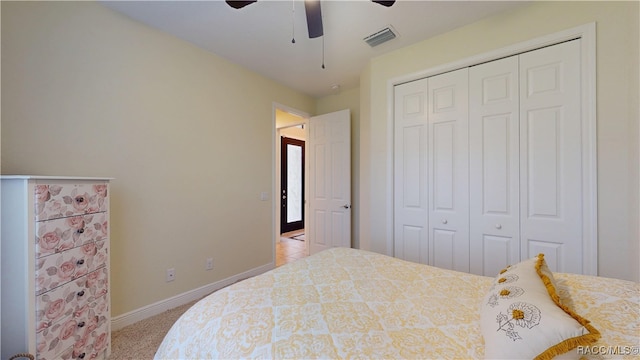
<box><xmin>308</xmin><ymin>109</ymin><xmax>351</xmax><ymax>255</ymax></box>
<box><xmin>519</xmin><ymin>39</ymin><xmax>583</xmax><ymax>273</ymax></box>
<box><xmin>469</xmin><ymin>55</ymin><xmax>520</xmax><ymax>276</ymax></box>
<box><xmin>427</xmin><ymin>68</ymin><xmax>470</xmax><ymax>272</ymax></box>
<box><xmin>393</xmin><ymin>79</ymin><xmax>429</xmax><ymax>264</ymax></box>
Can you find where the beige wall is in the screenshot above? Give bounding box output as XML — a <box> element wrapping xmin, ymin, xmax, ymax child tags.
<box><xmin>1</xmin><ymin>1</ymin><xmax>316</xmax><ymax>316</ymax></box>
<box><xmin>360</xmin><ymin>1</ymin><xmax>640</xmax><ymax>281</ymax></box>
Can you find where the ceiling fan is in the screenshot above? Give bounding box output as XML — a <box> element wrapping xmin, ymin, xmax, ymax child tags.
<box><xmin>226</xmin><ymin>0</ymin><xmax>395</xmax><ymax>39</ymax></box>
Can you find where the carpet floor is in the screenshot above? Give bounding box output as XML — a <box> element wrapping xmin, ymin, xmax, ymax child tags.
<box><xmin>109</xmin><ymin>299</ymin><xmax>196</xmax><ymax>359</ymax></box>
<box><xmin>110</xmin><ymin>240</ymin><xmax>306</xmax><ymax>359</ymax></box>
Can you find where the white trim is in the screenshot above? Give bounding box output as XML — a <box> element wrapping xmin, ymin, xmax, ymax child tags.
<box><xmin>580</xmin><ymin>23</ymin><xmax>598</xmax><ymax>276</ymax></box>
<box><xmin>273</xmin><ymin>102</ymin><xmax>311</xmax><ymax>121</ymax></box>
<box><xmin>111</xmin><ymin>262</ymin><xmax>274</xmax><ymax>331</ymax></box>
<box><xmin>277</xmin><ymin>120</ymin><xmax>307</xmax><ymax>130</ymax></box>
<box><xmin>389</xmin><ymin>23</ymin><xmax>595</xmax><ymax>88</ymax></box>
<box><xmin>385</xmin><ymin>79</ymin><xmax>395</xmax><ymax>257</ymax></box>
<box><xmin>386</xmin><ymin>22</ymin><xmax>597</xmax><ymax>274</ymax></box>
<box><xmin>0</xmin><ymin>175</ymin><xmax>114</xmax><ymax>180</ymax></box>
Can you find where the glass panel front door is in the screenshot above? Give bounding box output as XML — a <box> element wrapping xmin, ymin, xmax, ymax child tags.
<box><xmin>281</xmin><ymin>137</ymin><xmax>305</xmax><ymax>233</ymax></box>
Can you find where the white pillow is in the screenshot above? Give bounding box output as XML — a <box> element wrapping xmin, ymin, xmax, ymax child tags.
<box><xmin>480</xmin><ymin>254</ymin><xmax>600</xmax><ymax>359</ymax></box>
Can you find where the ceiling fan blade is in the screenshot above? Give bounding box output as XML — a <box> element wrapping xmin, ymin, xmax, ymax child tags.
<box><xmin>372</xmin><ymin>0</ymin><xmax>395</xmax><ymax>7</ymax></box>
<box><xmin>225</xmin><ymin>1</ymin><xmax>257</xmax><ymax>9</ymax></box>
<box><xmin>304</xmin><ymin>0</ymin><xmax>324</xmax><ymax>38</ymax></box>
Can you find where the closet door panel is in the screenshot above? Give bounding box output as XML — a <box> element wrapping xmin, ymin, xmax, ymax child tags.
<box><xmin>428</xmin><ymin>69</ymin><xmax>469</xmax><ymax>272</ymax></box>
<box><xmin>394</xmin><ymin>79</ymin><xmax>429</xmax><ymax>264</ymax></box>
<box><xmin>528</xmin><ymin>240</ymin><xmax>561</xmax><ymax>270</ymax></box>
<box><xmin>519</xmin><ymin>39</ymin><xmax>582</xmax><ymax>273</ymax></box>
<box><xmin>481</xmin><ymin>235</ymin><xmax>512</xmax><ymax>276</ymax></box>
<box><xmin>469</xmin><ymin>56</ymin><xmax>520</xmax><ymax>276</ymax></box>
<box><xmin>432</xmin><ymin>123</ymin><xmax>455</xmax><ymax>210</ymax></box>
<box><xmin>433</xmin><ymin>229</ymin><xmax>456</xmax><ymax>270</ymax></box>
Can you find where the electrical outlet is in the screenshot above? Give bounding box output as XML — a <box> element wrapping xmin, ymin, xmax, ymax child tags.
<box><xmin>205</xmin><ymin>258</ymin><xmax>214</xmax><ymax>270</ymax></box>
<box><xmin>166</xmin><ymin>268</ymin><xmax>175</xmax><ymax>282</ymax></box>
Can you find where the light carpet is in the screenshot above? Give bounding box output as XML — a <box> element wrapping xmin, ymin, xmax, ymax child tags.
<box><xmin>110</xmin><ymin>299</ymin><xmax>196</xmax><ymax>359</ymax></box>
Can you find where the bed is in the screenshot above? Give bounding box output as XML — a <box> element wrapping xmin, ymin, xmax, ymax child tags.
<box><xmin>154</xmin><ymin>247</ymin><xmax>639</xmax><ymax>359</ymax></box>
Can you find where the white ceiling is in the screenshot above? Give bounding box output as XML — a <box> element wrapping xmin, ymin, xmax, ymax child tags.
<box><xmin>101</xmin><ymin>0</ymin><xmax>529</xmax><ymax>98</ymax></box>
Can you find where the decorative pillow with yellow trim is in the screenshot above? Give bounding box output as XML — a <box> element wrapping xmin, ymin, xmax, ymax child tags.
<box><xmin>480</xmin><ymin>254</ymin><xmax>600</xmax><ymax>360</ymax></box>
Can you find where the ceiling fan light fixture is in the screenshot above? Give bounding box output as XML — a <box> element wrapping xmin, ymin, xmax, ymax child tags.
<box><xmin>364</xmin><ymin>25</ymin><xmax>398</xmax><ymax>47</ymax></box>
<box><xmin>372</xmin><ymin>0</ymin><xmax>396</xmax><ymax>7</ymax></box>
<box><xmin>304</xmin><ymin>0</ymin><xmax>324</xmax><ymax>38</ymax></box>
<box><xmin>225</xmin><ymin>1</ymin><xmax>257</xmax><ymax>9</ymax></box>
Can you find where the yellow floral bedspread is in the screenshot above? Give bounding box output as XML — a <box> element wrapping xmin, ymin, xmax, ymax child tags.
<box><xmin>155</xmin><ymin>248</ymin><xmax>639</xmax><ymax>359</ymax></box>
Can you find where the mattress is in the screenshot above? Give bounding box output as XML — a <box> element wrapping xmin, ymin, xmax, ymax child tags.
<box><xmin>154</xmin><ymin>247</ymin><xmax>639</xmax><ymax>359</ymax></box>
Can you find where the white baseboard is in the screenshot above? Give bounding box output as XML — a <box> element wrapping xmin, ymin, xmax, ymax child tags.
<box><xmin>111</xmin><ymin>262</ymin><xmax>275</xmax><ymax>332</ymax></box>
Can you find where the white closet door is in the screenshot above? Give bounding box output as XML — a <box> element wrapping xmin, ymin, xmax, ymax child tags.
<box><xmin>469</xmin><ymin>56</ymin><xmax>520</xmax><ymax>276</ymax></box>
<box><xmin>519</xmin><ymin>39</ymin><xmax>582</xmax><ymax>273</ymax></box>
<box><xmin>394</xmin><ymin>79</ymin><xmax>429</xmax><ymax>264</ymax></box>
<box><xmin>427</xmin><ymin>69</ymin><xmax>469</xmax><ymax>272</ymax></box>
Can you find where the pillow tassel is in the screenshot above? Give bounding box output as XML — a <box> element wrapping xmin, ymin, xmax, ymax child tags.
<box><xmin>534</xmin><ymin>254</ymin><xmax>601</xmax><ymax>360</ymax></box>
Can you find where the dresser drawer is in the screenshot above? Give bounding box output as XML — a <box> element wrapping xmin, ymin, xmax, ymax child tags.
<box><xmin>38</xmin><ymin>293</ymin><xmax>109</xmax><ymax>360</ymax></box>
<box><xmin>36</xmin><ymin>267</ymin><xmax>109</xmax><ymax>332</ymax></box>
<box><xmin>36</xmin><ymin>240</ymin><xmax>108</xmax><ymax>295</ymax></box>
<box><xmin>38</xmin><ymin>326</ymin><xmax>110</xmax><ymax>360</ymax></box>
<box><xmin>72</xmin><ymin>300</ymin><xmax>110</xmax><ymax>360</ymax></box>
<box><xmin>36</xmin><ymin>212</ymin><xmax>108</xmax><ymax>259</ymax></box>
<box><xmin>35</xmin><ymin>183</ymin><xmax>108</xmax><ymax>221</ymax></box>
<box><xmin>36</xmin><ymin>313</ymin><xmax>78</xmax><ymax>360</ymax></box>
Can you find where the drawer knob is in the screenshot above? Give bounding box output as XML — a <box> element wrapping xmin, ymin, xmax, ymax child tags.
<box><xmin>442</xmin><ymin>219</ymin><xmax>448</xmax><ymax>224</ymax></box>
<box><xmin>76</xmin><ymin>259</ymin><xmax>85</xmax><ymax>266</ymax></box>
<box><xmin>78</xmin><ymin>321</ymin><xmax>85</xmax><ymax>328</ymax></box>
<box><xmin>77</xmin><ymin>290</ymin><xmax>85</xmax><ymax>297</ymax></box>
<box><xmin>496</xmin><ymin>224</ymin><xmax>502</xmax><ymax>229</ymax></box>
<box><xmin>76</xmin><ymin>228</ymin><xmax>85</xmax><ymax>234</ymax></box>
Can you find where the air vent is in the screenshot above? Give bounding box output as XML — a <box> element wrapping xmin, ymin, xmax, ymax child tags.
<box><xmin>363</xmin><ymin>26</ymin><xmax>397</xmax><ymax>47</ymax></box>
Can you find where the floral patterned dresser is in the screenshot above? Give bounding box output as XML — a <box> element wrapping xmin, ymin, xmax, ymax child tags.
<box><xmin>1</xmin><ymin>176</ymin><xmax>111</xmax><ymax>360</ymax></box>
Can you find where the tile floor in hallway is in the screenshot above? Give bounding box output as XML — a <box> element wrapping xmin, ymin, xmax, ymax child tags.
<box><xmin>277</xmin><ymin>230</ymin><xmax>308</xmax><ymax>266</ymax></box>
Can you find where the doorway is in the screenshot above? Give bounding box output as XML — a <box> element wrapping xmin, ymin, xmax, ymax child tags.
<box><xmin>273</xmin><ymin>105</ymin><xmax>352</xmax><ymax>265</ymax></box>
<box><xmin>274</xmin><ymin>106</ymin><xmax>310</xmax><ymax>266</ymax></box>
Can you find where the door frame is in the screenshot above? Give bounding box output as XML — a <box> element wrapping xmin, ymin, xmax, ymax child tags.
<box><xmin>273</xmin><ymin>103</ymin><xmax>310</xmax><ymax>263</ymax></box>
<box><xmin>387</xmin><ymin>22</ymin><xmax>597</xmax><ymax>275</ymax></box>
<box><xmin>280</xmin><ymin>136</ymin><xmax>306</xmax><ymax>234</ymax></box>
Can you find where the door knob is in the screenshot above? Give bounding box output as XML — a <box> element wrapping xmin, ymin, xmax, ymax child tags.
<box><xmin>342</xmin><ymin>204</ymin><xmax>351</xmax><ymax>209</ymax></box>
